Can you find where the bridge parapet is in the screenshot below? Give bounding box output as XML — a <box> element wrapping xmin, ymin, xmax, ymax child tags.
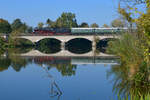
<box><xmin>14</xmin><ymin>35</ymin><xmax>119</xmax><ymax>43</ymax></box>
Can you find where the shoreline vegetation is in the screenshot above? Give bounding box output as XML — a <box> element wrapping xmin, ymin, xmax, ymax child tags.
<box><xmin>106</xmin><ymin>0</ymin><xmax>150</xmax><ymax>99</ymax></box>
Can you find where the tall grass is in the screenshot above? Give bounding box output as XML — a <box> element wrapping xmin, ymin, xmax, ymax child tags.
<box><xmin>107</xmin><ymin>33</ymin><xmax>150</xmax><ymax>100</ymax></box>
<box><xmin>107</xmin><ymin>33</ymin><xmax>148</xmax><ymax>69</ymax></box>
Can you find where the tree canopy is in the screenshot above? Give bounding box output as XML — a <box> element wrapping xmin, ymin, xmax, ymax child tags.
<box><xmin>55</xmin><ymin>12</ymin><xmax>78</xmax><ymax>28</ymax></box>
<box><xmin>102</xmin><ymin>24</ymin><xmax>109</xmax><ymax>28</ymax></box>
<box><xmin>79</xmin><ymin>22</ymin><xmax>89</xmax><ymax>28</ymax></box>
<box><xmin>0</xmin><ymin>18</ymin><xmax>11</xmax><ymax>34</ymax></box>
<box><xmin>38</xmin><ymin>22</ymin><xmax>44</xmax><ymax>28</ymax></box>
<box><xmin>111</xmin><ymin>19</ymin><xmax>125</xmax><ymax>28</ymax></box>
<box><xmin>11</xmin><ymin>19</ymin><xmax>29</xmax><ymax>33</ymax></box>
<box><xmin>90</xmin><ymin>23</ymin><xmax>99</xmax><ymax>28</ymax></box>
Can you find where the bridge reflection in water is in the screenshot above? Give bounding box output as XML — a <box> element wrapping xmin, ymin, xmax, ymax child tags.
<box><xmin>16</xmin><ymin>49</ymin><xmax>119</xmax><ymax>65</ymax></box>
<box><xmin>20</xmin><ymin>49</ymin><xmax>115</xmax><ymax>57</ymax></box>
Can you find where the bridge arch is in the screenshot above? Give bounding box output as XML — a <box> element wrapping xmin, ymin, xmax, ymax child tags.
<box><xmin>36</xmin><ymin>38</ymin><xmax>62</xmax><ymax>54</ymax></box>
<box><xmin>14</xmin><ymin>37</ymin><xmax>34</xmax><ymax>44</ymax></box>
<box><xmin>66</xmin><ymin>38</ymin><xmax>92</xmax><ymax>54</ymax></box>
<box><xmin>96</xmin><ymin>38</ymin><xmax>118</xmax><ymax>53</ymax></box>
<box><xmin>36</xmin><ymin>38</ymin><xmax>62</xmax><ymax>43</ymax></box>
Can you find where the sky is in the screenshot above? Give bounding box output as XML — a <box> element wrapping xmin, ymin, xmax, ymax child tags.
<box><xmin>0</xmin><ymin>0</ymin><xmax>119</xmax><ymax>27</ymax></box>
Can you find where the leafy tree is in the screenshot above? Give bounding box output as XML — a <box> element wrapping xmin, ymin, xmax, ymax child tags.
<box><xmin>27</xmin><ymin>26</ymin><xmax>33</xmax><ymax>33</ymax></box>
<box><xmin>55</xmin><ymin>12</ymin><xmax>78</xmax><ymax>28</ymax></box>
<box><xmin>90</xmin><ymin>23</ymin><xmax>99</xmax><ymax>28</ymax></box>
<box><xmin>0</xmin><ymin>37</ymin><xmax>6</xmax><ymax>55</ymax></box>
<box><xmin>111</xmin><ymin>19</ymin><xmax>125</xmax><ymax>28</ymax></box>
<box><xmin>11</xmin><ymin>19</ymin><xmax>28</xmax><ymax>33</ymax></box>
<box><xmin>19</xmin><ymin>23</ymin><xmax>28</xmax><ymax>33</ymax></box>
<box><xmin>11</xmin><ymin>19</ymin><xmax>23</xmax><ymax>31</ymax></box>
<box><xmin>0</xmin><ymin>19</ymin><xmax>11</xmax><ymax>34</ymax></box>
<box><xmin>0</xmin><ymin>58</ymin><xmax>11</xmax><ymax>72</ymax></box>
<box><xmin>38</xmin><ymin>22</ymin><xmax>44</xmax><ymax>28</ymax></box>
<box><xmin>102</xmin><ymin>24</ymin><xmax>109</xmax><ymax>28</ymax></box>
<box><xmin>46</xmin><ymin>18</ymin><xmax>53</xmax><ymax>27</ymax></box>
<box><xmin>118</xmin><ymin>4</ymin><xmax>133</xmax><ymax>28</ymax></box>
<box><xmin>79</xmin><ymin>22</ymin><xmax>89</xmax><ymax>28</ymax></box>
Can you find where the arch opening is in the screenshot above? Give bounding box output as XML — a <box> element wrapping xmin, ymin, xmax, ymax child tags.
<box><xmin>66</xmin><ymin>38</ymin><xmax>92</xmax><ymax>54</ymax></box>
<box><xmin>12</xmin><ymin>38</ymin><xmax>34</xmax><ymax>53</ymax></box>
<box><xmin>36</xmin><ymin>38</ymin><xmax>61</xmax><ymax>54</ymax></box>
<box><xmin>96</xmin><ymin>38</ymin><xmax>118</xmax><ymax>54</ymax></box>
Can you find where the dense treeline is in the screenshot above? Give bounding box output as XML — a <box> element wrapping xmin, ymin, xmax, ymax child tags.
<box><xmin>0</xmin><ymin>12</ymin><xmax>127</xmax><ymax>35</ymax></box>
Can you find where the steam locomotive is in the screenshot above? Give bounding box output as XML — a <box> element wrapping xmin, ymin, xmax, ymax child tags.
<box><xmin>32</xmin><ymin>27</ymin><xmax>128</xmax><ymax>35</ymax></box>
<box><xmin>33</xmin><ymin>27</ymin><xmax>71</xmax><ymax>35</ymax></box>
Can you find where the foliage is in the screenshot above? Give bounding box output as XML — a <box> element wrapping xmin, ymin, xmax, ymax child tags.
<box><xmin>108</xmin><ymin>60</ymin><xmax>150</xmax><ymax>100</ymax></box>
<box><xmin>46</xmin><ymin>18</ymin><xmax>54</xmax><ymax>27</ymax></box>
<box><xmin>38</xmin><ymin>22</ymin><xmax>44</xmax><ymax>28</ymax></box>
<box><xmin>27</xmin><ymin>26</ymin><xmax>33</xmax><ymax>33</ymax></box>
<box><xmin>54</xmin><ymin>12</ymin><xmax>78</xmax><ymax>28</ymax></box>
<box><xmin>107</xmin><ymin>33</ymin><xmax>150</xmax><ymax>99</ymax></box>
<box><xmin>79</xmin><ymin>22</ymin><xmax>89</xmax><ymax>28</ymax></box>
<box><xmin>11</xmin><ymin>19</ymin><xmax>29</xmax><ymax>34</ymax></box>
<box><xmin>0</xmin><ymin>37</ymin><xmax>7</xmax><ymax>55</ymax></box>
<box><xmin>11</xmin><ymin>19</ymin><xmax>23</xmax><ymax>31</ymax></box>
<box><xmin>102</xmin><ymin>24</ymin><xmax>109</xmax><ymax>28</ymax></box>
<box><xmin>107</xmin><ymin>33</ymin><xmax>149</xmax><ymax>67</ymax></box>
<box><xmin>90</xmin><ymin>23</ymin><xmax>99</xmax><ymax>28</ymax></box>
<box><xmin>0</xmin><ymin>57</ymin><xmax>11</xmax><ymax>72</ymax></box>
<box><xmin>111</xmin><ymin>19</ymin><xmax>126</xmax><ymax>28</ymax></box>
<box><xmin>0</xmin><ymin>18</ymin><xmax>11</xmax><ymax>34</ymax></box>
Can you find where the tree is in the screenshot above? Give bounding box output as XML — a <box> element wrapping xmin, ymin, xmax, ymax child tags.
<box><xmin>38</xmin><ymin>22</ymin><xmax>44</xmax><ymax>28</ymax></box>
<box><xmin>0</xmin><ymin>19</ymin><xmax>11</xmax><ymax>34</ymax></box>
<box><xmin>55</xmin><ymin>12</ymin><xmax>78</xmax><ymax>28</ymax></box>
<box><xmin>111</xmin><ymin>19</ymin><xmax>125</xmax><ymax>28</ymax></box>
<box><xmin>27</xmin><ymin>26</ymin><xmax>33</xmax><ymax>33</ymax></box>
<box><xmin>11</xmin><ymin>19</ymin><xmax>23</xmax><ymax>31</ymax></box>
<box><xmin>46</xmin><ymin>18</ymin><xmax>53</xmax><ymax>27</ymax></box>
<box><xmin>11</xmin><ymin>19</ymin><xmax>28</xmax><ymax>33</ymax></box>
<box><xmin>79</xmin><ymin>22</ymin><xmax>89</xmax><ymax>28</ymax></box>
<box><xmin>90</xmin><ymin>23</ymin><xmax>99</xmax><ymax>28</ymax></box>
<box><xmin>19</xmin><ymin>23</ymin><xmax>28</xmax><ymax>33</ymax></box>
<box><xmin>102</xmin><ymin>24</ymin><xmax>109</xmax><ymax>28</ymax></box>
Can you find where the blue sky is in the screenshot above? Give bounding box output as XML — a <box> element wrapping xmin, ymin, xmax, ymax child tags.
<box><xmin>0</xmin><ymin>0</ymin><xmax>119</xmax><ymax>27</ymax></box>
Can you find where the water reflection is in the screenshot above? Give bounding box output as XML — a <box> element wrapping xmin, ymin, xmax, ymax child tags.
<box><xmin>34</xmin><ymin>57</ymin><xmax>77</xmax><ymax>76</ymax></box>
<box><xmin>42</xmin><ymin>65</ymin><xmax>62</xmax><ymax>100</ymax></box>
<box><xmin>3</xmin><ymin>45</ymin><xmax>149</xmax><ymax>100</ymax></box>
<box><xmin>0</xmin><ymin>54</ymin><xmax>120</xmax><ymax>99</ymax></box>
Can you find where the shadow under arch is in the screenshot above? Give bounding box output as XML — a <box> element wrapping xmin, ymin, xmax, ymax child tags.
<box><xmin>65</xmin><ymin>38</ymin><xmax>92</xmax><ymax>54</ymax></box>
<box><xmin>36</xmin><ymin>38</ymin><xmax>61</xmax><ymax>54</ymax></box>
<box><xmin>11</xmin><ymin>38</ymin><xmax>34</xmax><ymax>53</ymax></box>
<box><xmin>96</xmin><ymin>38</ymin><xmax>118</xmax><ymax>54</ymax></box>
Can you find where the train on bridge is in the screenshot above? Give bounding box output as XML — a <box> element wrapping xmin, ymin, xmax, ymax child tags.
<box><xmin>32</xmin><ymin>27</ymin><xmax>128</xmax><ymax>35</ymax></box>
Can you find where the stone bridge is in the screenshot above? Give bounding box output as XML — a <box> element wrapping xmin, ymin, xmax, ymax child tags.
<box><xmin>14</xmin><ymin>35</ymin><xmax>119</xmax><ymax>50</ymax></box>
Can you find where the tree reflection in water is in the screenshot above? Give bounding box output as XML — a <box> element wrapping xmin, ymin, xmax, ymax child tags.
<box><xmin>107</xmin><ymin>62</ymin><xmax>150</xmax><ymax>99</ymax></box>
<box><xmin>42</xmin><ymin>64</ymin><xmax>62</xmax><ymax>100</ymax></box>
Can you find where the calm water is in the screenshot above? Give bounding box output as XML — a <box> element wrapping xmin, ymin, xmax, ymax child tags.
<box><xmin>0</xmin><ymin>56</ymin><xmax>119</xmax><ymax>100</ymax></box>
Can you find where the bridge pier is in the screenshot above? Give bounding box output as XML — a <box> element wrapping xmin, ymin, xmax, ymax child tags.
<box><xmin>61</xmin><ymin>42</ymin><xmax>65</xmax><ymax>50</ymax></box>
<box><xmin>92</xmin><ymin>41</ymin><xmax>96</xmax><ymax>52</ymax></box>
